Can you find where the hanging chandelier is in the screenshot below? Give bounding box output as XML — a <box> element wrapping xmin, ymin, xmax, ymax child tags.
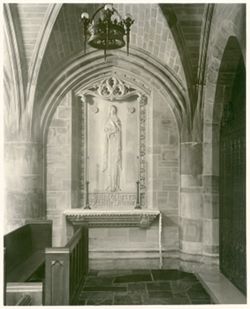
<box><xmin>81</xmin><ymin>4</ymin><xmax>134</xmax><ymax>60</ymax></box>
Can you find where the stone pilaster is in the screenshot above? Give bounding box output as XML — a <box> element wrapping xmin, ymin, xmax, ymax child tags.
<box><xmin>180</xmin><ymin>142</ymin><xmax>203</xmax><ymax>257</ymax></box>
<box><xmin>46</xmin><ymin>92</ymin><xmax>72</xmax><ymax>246</ymax></box>
<box><xmin>202</xmin><ymin>121</ymin><xmax>219</xmax><ymax>256</ymax></box>
<box><xmin>4</xmin><ymin>141</ymin><xmax>44</xmax><ymax>233</ymax></box>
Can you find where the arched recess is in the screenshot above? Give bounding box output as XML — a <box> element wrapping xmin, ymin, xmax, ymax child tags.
<box><xmin>36</xmin><ymin>48</ymin><xmax>189</xmax><ymax>141</ymax></box>
<box><xmin>41</xmin><ymin>49</ymin><xmax>183</xmax><ymax>254</ymax></box>
<box><xmin>217</xmin><ymin>37</ymin><xmax>246</xmax><ymax>294</ymax></box>
<box><xmin>40</xmin><ymin>49</ymin><xmax>186</xmax><ymax>208</ymax></box>
<box><xmin>41</xmin><ymin>51</ymin><xmax>184</xmax><ymax>185</ymax></box>
<box><xmin>203</xmin><ymin>36</ymin><xmax>246</xmax><ymax>291</ymax></box>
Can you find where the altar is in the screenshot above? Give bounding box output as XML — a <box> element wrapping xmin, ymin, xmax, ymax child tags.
<box><xmin>64</xmin><ymin>209</ymin><xmax>163</xmax><ymax>268</ymax></box>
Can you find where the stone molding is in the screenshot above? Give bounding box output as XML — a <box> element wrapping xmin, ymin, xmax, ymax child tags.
<box><xmin>64</xmin><ymin>209</ymin><xmax>160</xmax><ymax>228</ymax></box>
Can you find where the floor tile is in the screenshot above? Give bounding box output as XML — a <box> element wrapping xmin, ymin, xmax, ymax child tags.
<box><xmin>128</xmin><ymin>282</ymin><xmax>146</xmax><ymax>291</ymax></box>
<box><xmin>191</xmin><ymin>282</ymin><xmax>208</xmax><ymax>291</ymax></box>
<box><xmin>147</xmin><ymin>281</ymin><xmax>171</xmax><ymax>291</ymax></box>
<box><xmin>170</xmin><ymin>294</ymin><xmax>191</xmax><ymax>305</ymax></box>
<box><xmin>113</xmin><ymin>292</ymin><xmax>142</xmax><ymax>305</ymax></box>
<box><xmin>132</xmin><ymin>269</ymin><xmax>151</xmax><ymax>275</ymax></box>
<box><xmin>187</xmin><ymin>284</ymin><xmax>210</xmax><ymax>299</ymax></box>
<box><xmin>148</xmin><ymin>290</ymin><xmax>173</xmax><ymax>298</ymax></box>
<box><xmin>170</xmin><ymin>279</ymin><xmax>193</xmax><ymax>293</ymax></box>
<box><xmin>151</xmin><ymin>269</ymin><xmax>197</xmax><ymax>281</ymax></box>
<box><xmin>85</xmin><ymin>292</ymin><xmax>114</xmax><ymax>305</ymax></box>
<box><xmin>143</xmin><ymin>297</ymin><xmax>174</xmax><ymax>305</ymax></box>
<box><xmin>77</xmin><ymin>269</ymin><xmax>211</xmax><ymax>305</ymax></box>
<box><xmin>97</xmin><ymin>270</ymin><xmax>133</xmax><ymax>277</ymax></box>
<box><xmin>84</xmin><ymin>276</ymin><xmax>114</xmax><ymax>286</ymax></box>
<box><xmin>191</xmin><ymin>298</ymin><xmax>211</xmax><ymax>304</ymax></box>
<box><xmin>114</xmin><ymin>273</ymin><xmax>152</xmax><ymax>283</ymax></box>
<box><xmin>83</xmin><ymin>285</ymin><xmax>126</xmax><ymax>292</ymax></box>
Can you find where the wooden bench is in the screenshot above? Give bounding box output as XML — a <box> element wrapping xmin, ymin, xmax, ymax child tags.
<box><xmin>4</xmin><ymin>220</ymin><xmax>52</xmax><ymax>283</ymax></box>
<box><xmin>45</xmin><ymin>226</ymin><xmax>88</xmax><ymax>305</ymax></box>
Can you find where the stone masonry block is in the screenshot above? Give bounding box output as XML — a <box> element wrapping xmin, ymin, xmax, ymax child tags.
<box><xmin>162</xmin><ymin>227</ymin><xmax>179</xmax><ymax>250</ymax></box>
<box><xmin>203</xmin><ymin>193</ymin><xmax>219</xmax><ymax>219</ymax></box>
<box><xmin>50</xmin><ymin>119</ymin><xmax>69</xmax><ymax>127</ymax></box>
<box><xmin>107</xmin><ymin>228</ymin><xmax>129</xmax><ymax>238</ymax></box>
<box><xmin>89</xmin><ymin>228</ymin><xmax>109</xmax><ymax>239</ymax></box>
<box><xmin>180</xmin><ymin>218</ymin><xmax>202</xmax><ymax>242</ymax></box>
<box><xmin>58</xmin><ymin>107</ymin><xmax>71</xmax><ymax>119</ymax></box>
<box><xmin>203</xmin><ymin>219</ymin><xmax>219</xmax><ymax>245</ymax></box>
<box><xmin>180</xmin><ymin>142</ymin><xmax>202</xmax><ymax>175</ymax></box>
<box><xmin>168</xmin><ymin>191</ymin><xmax>178</xmax><ymax>207</ymax></box>
<box><xmin>203</xmin><ymin>175</ymin><xmax>219</xmax><ymax>193</ymax></box>
<box><xmin>129</xmin><ymin>228</ymin><xmax>147</xmax><ymax>242</ymax></box>
<box><xmin>180</xmin><ymin>192</ymin><xmax>202</xmax><ymax>219</ymax></box>
<box><xmin>162</xmin><ymin>149</ymin><xmax>178</xmax><ymax>161</ymax></box>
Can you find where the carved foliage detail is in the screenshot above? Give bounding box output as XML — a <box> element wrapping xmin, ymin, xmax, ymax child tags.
<box><xmin>138</xmin><ymin>94</ymin><xmax>147</xmax><ymax>207</ymax></box>
<box><xmin>87</xmin><ymin>76</ymin><xmax>137</xmax><ymax>101</ymax></box>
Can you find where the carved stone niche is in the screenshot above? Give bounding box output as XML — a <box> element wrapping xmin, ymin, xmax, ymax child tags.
<box><xmin>64</xmin><ymin>209</ymin><xmax>160</xmax><ymax>228</ymax></box>
<box><xmin>77</xmin><ymin>74</ymin><xmax>149</xmax><ymax>210</ymax></box>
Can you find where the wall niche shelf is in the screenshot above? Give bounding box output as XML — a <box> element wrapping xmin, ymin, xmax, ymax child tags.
<box><xmin>64</xmin><ymin>209</ymin><xmax>160</xmax><ymax>228</ymax></box>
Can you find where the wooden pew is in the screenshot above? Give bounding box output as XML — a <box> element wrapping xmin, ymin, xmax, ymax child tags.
<box><xmin>45</xmin><ymin>226</ymin><xmax>88</xmax><ymax>305</ymax></box>
<box><xmin>4</xmin><ymin>220</ymin><xmax>52</xmax><ymax>282</ymax></box>
<box><xmin>4</xmin><ymin>220</ymin><xmax>52</xmax><ymax>305</ymax></box>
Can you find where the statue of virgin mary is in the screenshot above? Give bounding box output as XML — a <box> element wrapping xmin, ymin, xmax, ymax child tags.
<box><xmin>103</xmin><ymin>105</ymin><xmax>122</xmax><ymax>192</ymax></box>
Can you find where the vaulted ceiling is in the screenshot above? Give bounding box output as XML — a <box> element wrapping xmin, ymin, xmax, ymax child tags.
<box><xmin>36</xmin><ymin>3</ymin><xmax>188</xmax><ymax>99</ymax></box>
<box><xmin>7</xmin><ymin>3</ymin><xmax>207</xmax><ymax>97</ymax></box>
<box><xmin>160</xmin><ymin>4</ymin><xmax>206</xmax><ymax>85</ymax></box>
<box><xmin>4</xmin><ymin>2</ymin><xmax>244</xmax><ymax>133</ymax></box>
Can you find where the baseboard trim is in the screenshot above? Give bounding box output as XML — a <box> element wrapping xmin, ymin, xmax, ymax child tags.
<box><xmin>89</xmin><ymin>249</ymin><xmax>219</xmax><ymax>271</ymax></box>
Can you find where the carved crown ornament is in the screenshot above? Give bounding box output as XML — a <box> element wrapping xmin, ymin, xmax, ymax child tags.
<box><xmin>85</xmin><ymin>76</ymin><xmax>137</xmax><ymax>101</ymax></box>
<box><xmin>78</xmin><ymin>75</ymin><xmax>148</xmax><ymax>102</ymax></box>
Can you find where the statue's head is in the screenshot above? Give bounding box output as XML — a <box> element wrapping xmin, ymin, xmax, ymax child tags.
<box><xmin>110</xmin><ymin>105</ymin><xmax>118</xmax><ymax>116</ymax></box>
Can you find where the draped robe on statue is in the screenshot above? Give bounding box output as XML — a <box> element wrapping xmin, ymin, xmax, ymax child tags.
<box><xmin>103</xmin><ymin>106</ymin><xmax>122</xmax><ymax>192</ymax></box>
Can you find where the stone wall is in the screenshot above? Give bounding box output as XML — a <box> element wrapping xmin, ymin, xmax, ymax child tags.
<box><xmin>44</xmin><ymin>86</ymin><xmax>180</xmax><ymax>265</ymax></box>
<box><xmin>4</xmin><ymin>141</ymin><xmax>44</xmax><ymax>233</ymax></box>
<box><xmin>151</xmin><ymin>90</ymin><xmax>180</xmax><ymax>265</ymax></box>
<box><xmin>88</xmin><ymin>89</ymin><xmax>180</xmax><ymax>269</ymax></box>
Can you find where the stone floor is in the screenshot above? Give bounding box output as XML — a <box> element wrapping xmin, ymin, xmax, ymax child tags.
<box><xmin>77</xmin><ymin>269</ymin><xmax>212</xmax><ymax>305</ymax></box>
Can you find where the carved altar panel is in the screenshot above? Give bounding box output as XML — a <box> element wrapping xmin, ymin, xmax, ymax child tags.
<box><xmin>78</xmin><ymin>75</ymin><xmax>148</xmax><ymax>209</ymax></box>
<box><xmin>87</xmin><ymin>96</ymin><xmax>139</xmax><ymax>194</ymax></box>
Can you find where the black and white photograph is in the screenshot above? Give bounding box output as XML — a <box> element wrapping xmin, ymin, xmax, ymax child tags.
<box><xmin>2</xmin><ymin>1</ymin><xmax>247</xmax><ymax>306</ymax></box>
